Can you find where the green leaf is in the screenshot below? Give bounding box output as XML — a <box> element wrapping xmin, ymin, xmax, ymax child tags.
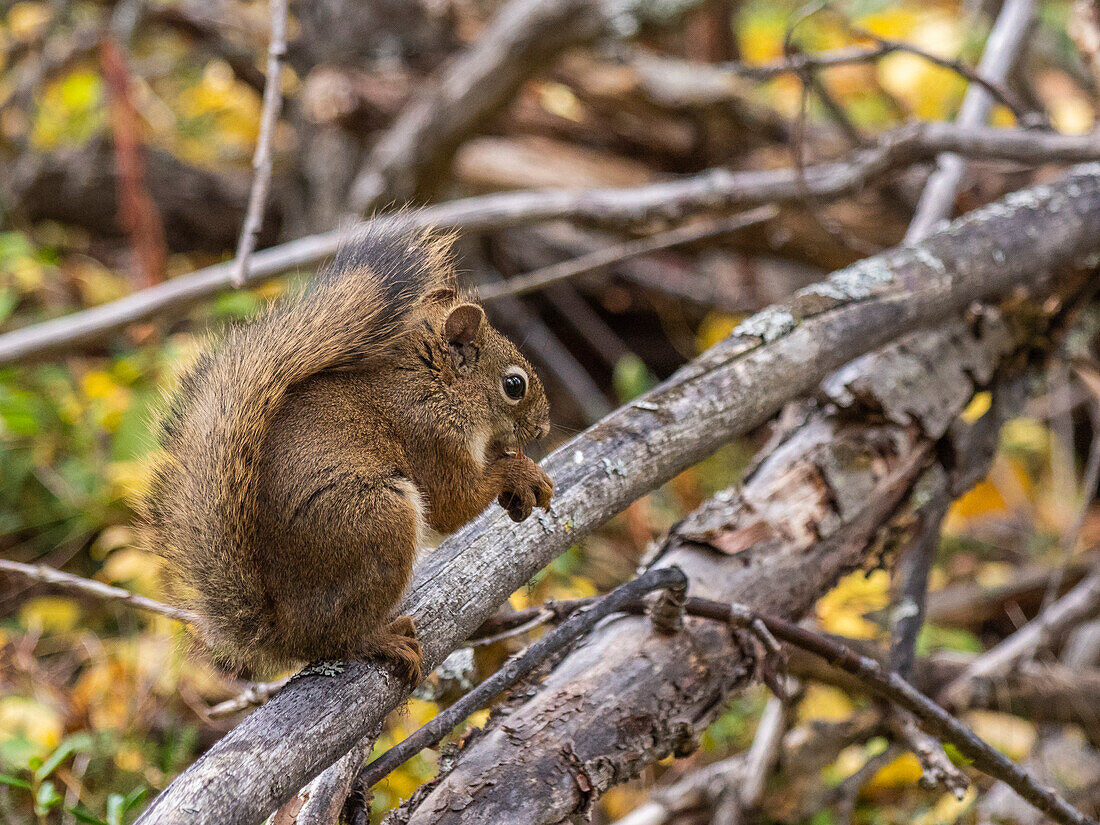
<box><xmin>0</xmin><ymin>772</ymin><xmax>32</xmax><ymax>791</ymax></box>
<box><xmin>942</xmin><ymin>742</ymin><xmax>975</xmax><ymax>766</ymax></box>
<box><xmin>34</xmin><ymin>733</ymin><xmax>92</xmax><ymax>782</ymax></box>
<box><xmin>34</xmin><ymin>780</ymin><xmax>62</xmax><ymax>816</ymax></box>
<box><xmin>0</xmin><ymin>288</ymin><xmax>17</xmax><ymax>325</ymax></box>
<box><xmin>612</xmin><ymin>354</ymin><xmax>656</xmax><ymax>403</ymax></box>
<box><xmin>68</xmin><ymin>806</ymin><xmax>110</xmax><ymax>825</ymax></box>
<box><xmin>107</xmin><ymin>792</ymin><xmax>125</xmax><ymax>825</ymax></box>
<box><xmin>122</xmin><ymin>786</ymin><xmax>147</xmax><ymax>812</ymax></box>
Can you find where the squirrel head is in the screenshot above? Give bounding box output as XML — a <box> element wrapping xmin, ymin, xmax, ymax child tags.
<box><xmin>415</xmin><ymin>287</ymin><xmax>550</xmax><ymax>457</ymax></box>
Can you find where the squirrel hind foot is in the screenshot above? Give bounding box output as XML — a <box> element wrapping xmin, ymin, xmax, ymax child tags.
<box><xmin>359</xmin><ymin>616</ymin><xmax>422</xmax><ymax>687</ymax></box>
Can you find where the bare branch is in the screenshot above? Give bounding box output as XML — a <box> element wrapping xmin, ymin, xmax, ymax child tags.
<box><xmin>0</xmin><ymin>559</ymin><xmax>196</xmax><ymax>624</ymax></box>
<box><xmin>717</xmin><ymin>607</ymin><xmax>1096</xmax><ymax>825</ymax></box>
<box><xmin>5</xmin><ymin>124</ymin><xmax>1100</xmax><ymax>367</ymax></box>
<box><xmin>207</xmin><ymin>677</ymin><xmax>291</xmax><ymax>719</ymax></box>
<box><xmin>230</xmin><ymin>0</ymin><xmax>289</xmax><ymax>288</ymax></box>
<box><xmin>128</xmin><ymin>164</ymin><xmax>1100</xmax><ymax>825</ymax></box>
<box><xmin>348</xmin><ymin>0</ymin><xmax>712</xmax><ymax>211</ymax></box>
<box><xmin>905</xmin><ymin>0</ymin><xmax>1038</xmax><ymax>242</ymax></box>
<box><xmin>478</xmin><ymin>207</ymin><xmax>777</xmax><ymax>300</ymax></box>
<box><xmin>941</xmin><ymin>564</ymin><xmax>1100</xmax><ymax>708</ymax></box>
<box><xmin>354</xmin><ymin>568</ymin><xmax>686</xmax><ymax>792</ymax></box>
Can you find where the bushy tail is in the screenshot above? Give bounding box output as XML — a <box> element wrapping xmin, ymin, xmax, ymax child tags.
<box><xmin>140</xmin><ymin>222</ymin><xmax>452</xmax><ymax>670</ymax></box>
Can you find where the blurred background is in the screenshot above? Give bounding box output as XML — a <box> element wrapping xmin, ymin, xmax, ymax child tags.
<box><xmin>2</xmin><ymin>1</ymin><xmax>1100</xmax><ymax>823</ymax></box>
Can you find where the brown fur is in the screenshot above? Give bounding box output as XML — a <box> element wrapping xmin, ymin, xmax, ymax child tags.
<box><xmin>138</xmin><ymin>225</ymin><xmax>552</xmax><ymax>680</ymax></box>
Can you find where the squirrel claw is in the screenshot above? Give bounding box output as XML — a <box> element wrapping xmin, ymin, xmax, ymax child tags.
<box><xmin>362</xmin><ymin>617</ymin><xmax>422</xmax><ymax>687</ymax></box>
<box><xmin>497</xmin><ymin>456</ymin><xmax>554</xmax><ymax>523</ymax></box>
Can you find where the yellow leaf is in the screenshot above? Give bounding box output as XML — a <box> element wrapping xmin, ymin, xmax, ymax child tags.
<box><xmin>20</xmin><ymin>595</ymin><xmax>80</xmax><ymax>633</ymax></box>
<box><xmin>99</xmin><ymin>547</ymin><xmax>160</xmax><ymax>597</ymax></box>
<box><xmin>8</xmin><ymin>2</ymin><xmax>52</xmax><ymax>42</ymax></box>
<box><xmin>538</xmin><ymin>82</ymin><xmax>585</xmax><ymax>123</ymax></box>
<box><xmin>91</xmin><ymin>525</ymin><xmax>136</xmax><ymax>560</ymax></box>
<box><xmin>0</xmin><ymin>696</ymin><xmax>63</xmax><ymax>752</ymax></box>
<box><xmin>960</xmin><ymin>391</ymin><xmax>991</xmax><ymax>423</ymax></box>
<box><xmin>601</xmin><ymin>786</ymin><xmax>648</xmax><ymax>820</ymax></box>
<box><xmin>913</xmin><ymin>785</ymin><xmax>978</xmax><ymax>825</ymax></box>
<box><xmin>816</xmin><ymin>569</ymin><xmax>890</xmax><ymax>639</ymax></box>
<box><xmin>1001</xmin><ymin>417</ymin><xmax>1048</xmax><ymax>455</ymax></box>
<box><xmin>866</xmin><ymin>752</ymin><xmax>923</xmax><ymax>790</ymax></box>
<box><xmin>797</xmin><ymin>684</ymin><xmax>855</xmax><ymax>723</ymax></box>
<box><xmin>964</xmin><ymin>710</ymin><xmax>1035</xmax><ymax>761</ymax></box>
<box><xmin>114</xmin><ymin>747</ymin><xmax>145</xmax><ymax>773</ymax></box>
<box><xmin>738</xmin><ymin>13</ymin><xmax>786</xmax><ymax>64</ymax></box>
<box><xmin>81</xmin><ymin>371</ymin><xmax>117</xmax><ymax>400</ymax></box>
<box><xmin>108</xmin><ymin>459</ymin><xmax>153</xmax><ymax>502</ymax></box>
<box><xmin>975</xmin><ymin>561</ymin><xmax>1015</xmax><ymax>589</ymax></box>
<box><xmin>696</xmin><ymin>311</ymin><xmax>746</xmax><ymax>353</ymax></box>
<box><xmin>856</xmin><ymin>8</ymin><xmax>921</xmax><ymax>40</ymax></box>
<box><xmin>406</xmin><ymin>698</ymin><xmax>439</xmax><ymax>728</ymax></box>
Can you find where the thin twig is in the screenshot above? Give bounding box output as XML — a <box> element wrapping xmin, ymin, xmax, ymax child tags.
<box><xmin>941</xmin><ymin>563</ymin><xmax>1100</xmax><ymax>708</ymax></box>
<box><xmin>478</xmin><ymin>207</ymin><xmax>777</xmax><ymax>301</ymax></box>
<box><xmin>681</xmin><ymin>599</ymin><xmax>1097</xmax><ymax>825</ymax></box>
<box><xmin>353</xmin><ymin>567</ymin><xmax>687</xmax><ymax>793</ymax></box>
<box><xmin>846</xmin><ymin>26</ymin><xmax>1037</xmax><ymax>126</ymax></box>
<box><xmin>0</xmin><ymin>558</ymin><xmax>196</xmax><ymax>624</ymax></box>
<box><xmin>4</xmin><ymin>122</ymin><xmax>1100</xmax><ymax>365</ymax></box>
<box><xmin>884</xmin><ymin>483</ymin><xmax>970</xmax><ymax>796</ymax></box>
<box><xmin>207</xmin><ymin>677</ymin><xmax>291</xmax><ymax>719</ymax></box>
<box><xmin>905</xmin><ymin>0</ymin><xmax>1038</xmax><ymax>242</ymax></box>
<box><xmin>230</xmin><ymin>0</ymin><xmax>288</xmax><ymax>288</ymax></box>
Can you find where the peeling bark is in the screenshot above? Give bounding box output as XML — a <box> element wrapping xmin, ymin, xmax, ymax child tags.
<box><xmin>394</xmin><ymin>311</ymin><xmax>1033</xmax><ymax>824</ymax></box>
<box><xmin>135</xmin><ymin>166</ymin><xmax>1100</xmax><ymax>825</ymax></box>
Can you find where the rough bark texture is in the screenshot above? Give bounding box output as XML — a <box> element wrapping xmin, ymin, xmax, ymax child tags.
<box><xmin>392</xmin><ymin>309</ymin><xmax>1024</xmax><ymax>824</ymax></box>
<box><xmin>135</xmin><ymin>166</ymin><xmax>1100</xmax><ymax>825</ymax></box>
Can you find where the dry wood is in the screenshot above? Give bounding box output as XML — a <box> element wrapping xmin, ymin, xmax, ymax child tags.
<box><xmin>389</xmin><ymin>306</ymin><xmax>1024</xmax><ymax>824</ymax></box>
<box><xmin>0</xmin><ymin>559</ymin><xmax>196</xmax><ymax>624</ymax></box>
<box><xmin>348</xmin><ymin>0</ymin><xmax>708</xmax><ymax>210</ymax></box>
<box><xmin>905</xmin><ymin>0</ymin><xmax>1036</xmax><ymax>241</ymax></box>
<box><xmin>134</xmin><ymin>165</ymin><xmax>1100</xmax><ymax>825</ymax></box>
<box><xmin>4</xmin><ymin>123</ymin><xmax>1098</xmax><ymax>366</ymax></box>
<box><xmin>230</xmin><ymin>0</ymin><xmax>289</xmax><ymax>287</ymax></box>
<box><xmin>941</xmin><ymin>564</ymin><xmax>1100</xmax><ymax>708</ymax></box>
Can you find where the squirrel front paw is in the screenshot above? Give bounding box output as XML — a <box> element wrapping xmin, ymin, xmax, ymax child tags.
<box><xmin>496</xmin><ymin>455</ymin><xmax>554</xmax><ymax>522</ymax></box>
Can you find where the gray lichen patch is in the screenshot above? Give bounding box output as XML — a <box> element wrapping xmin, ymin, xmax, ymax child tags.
<box><xmin>911</xmin><ymin>246</ymin><xmax>947</xmax><ymax>277</ymax></box>
<box><xmin>735</xmin><ymin>307</ymin><xmax>797</xmax><ymax>342</ymax></box>
<box><xmin>796</xmin><ymin>256</ymin><xmax>897</xmax><ymax>312</ymax></box>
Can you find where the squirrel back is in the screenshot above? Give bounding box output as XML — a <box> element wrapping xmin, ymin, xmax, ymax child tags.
<box><xmin>140</xmin><ymin>223</ymin><xmax>452</xmax><ymax>668</ymax></box>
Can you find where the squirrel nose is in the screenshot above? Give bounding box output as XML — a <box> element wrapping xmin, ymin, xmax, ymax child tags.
<box><xmin>538</xmin><ymin>421</ymin><xmax>550</xmax><ymax>439</ymax></box>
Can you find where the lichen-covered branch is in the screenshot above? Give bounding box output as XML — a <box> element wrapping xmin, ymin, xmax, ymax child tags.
<box><xmin>136</xmin><ymin>165</ymin><xmax>1100</xmax><ymax>825</ymax></box>
<box><xmin>391</xmin><ymin>306</ymin><xmax>1025</xmax><ymax>824</ymax></box>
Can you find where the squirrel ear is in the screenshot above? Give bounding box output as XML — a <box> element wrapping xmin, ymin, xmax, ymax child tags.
<box><xmin>423</xmin><ymin>287</ymin><xmax>456</xmax><ymax>306</ymax></box>
<box><xmin>444</xmin><ymin>303</ymin><xmax>484</xmax><ymax>347</ymax></box>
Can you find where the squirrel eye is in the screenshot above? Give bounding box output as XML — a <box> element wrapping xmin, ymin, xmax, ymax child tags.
<box><xmin>501</xmin><ymin>369</ymin><xmax>527</xmax><ymax>403</ymax></box>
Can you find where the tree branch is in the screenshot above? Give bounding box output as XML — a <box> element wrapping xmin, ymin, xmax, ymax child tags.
<box><xmin>905</xmin><ymin>0</ymin><xmax>1038</xmax><ymax>242</ymax></box>
<box><xmin>132</xmin><ymin>163</ymin><xmax>1100</xmax><ymax>825</ymax></box>
<box><xmin>0</xmin><ymin>559</ymin><xmax>196</xmax><ymax>624</ymax></box>
<box><xmin>230</xmin><ymin>0</ymin><xmax>288</xmax><ymax>287</ymax></box>
<box><xmin>5</xmin><ymin>124</ymin><xmax>1100</xmax><ymax>366</ymax></box>
<box><xmin>941</xmin><ymin>563</ymin><xmax>1100</xmax><ymax>708</ymax></box>
<box><xmin>389</xmin><ymin>300</ymin><xmax>1026</xmax><ymax>823</ymax></box>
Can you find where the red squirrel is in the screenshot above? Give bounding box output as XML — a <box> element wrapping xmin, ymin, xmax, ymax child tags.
<box><xmin>140</xmin><ymin>225</ymin><xmax>553</xmax><ymax>682</ymax></box>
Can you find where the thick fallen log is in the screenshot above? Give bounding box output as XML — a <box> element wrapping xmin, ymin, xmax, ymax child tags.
<box><xmin>391</xmin><ymin>306</ymin><xmax>1029</xmax><ymax>823</ymax></box>
<box><xmin>135</xmin><ymin>165</ymin><xmax>1100</xmax><ymax>825</ymax></box>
